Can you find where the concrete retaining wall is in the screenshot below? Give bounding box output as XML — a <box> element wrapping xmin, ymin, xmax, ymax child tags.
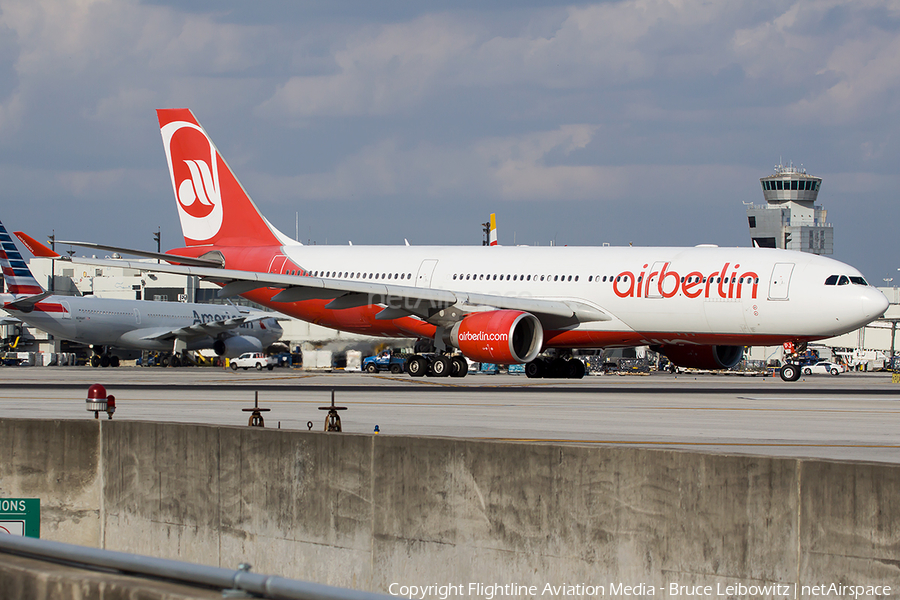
<box><xmin>1</xmin><ymin>418</ymin><xmax>898</xmax><ymax>597</ymax></box>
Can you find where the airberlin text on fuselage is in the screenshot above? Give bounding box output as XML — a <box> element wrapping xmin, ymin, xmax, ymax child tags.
<box><xmin>614</xmin><ymin>262</ymin><xmax>759</xmax><ymax>300</ymax></box>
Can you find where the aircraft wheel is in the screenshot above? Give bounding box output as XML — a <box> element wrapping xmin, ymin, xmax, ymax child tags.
<box><xmin>525</xmin><ymin>359</ymin><xmax>544</xmax><ymax>379</ymax></box>
<box><xmin>231</xmin><ymin>362</ymin><xmax>238</xmax><ymax>371</ymax></box>
<box><xmin>450</xmin><ymin>356</ymin><xmax>468</xmax><ymax>377</ymax></box>
<box><xmin>566</xmin><ymin>358</ymin><xmax>586</xmax><ymax>379</ymax></box>
<box><xmin>365</xmin><ymin>363</ymin><xmax>378</xmax><ymax>374</ymax></box>
<box><xmin>390</xmin><ymin>363</ymin><xmax>402</xmax><ymax>374</ymax></box>
<box><xmin>170</xmin><ymin>355</ymin><xmax>181</xmax><ymax>368</ymax></box>
<box><xmin>407</xmin><ymin>355</ymin><xmax>427</xmax><ymax>377</ymax></box>
<box><xmin>90</xmin><ymin>355</ymin><xmax>101</xmax><ymax>368</ymax></box>
<box><xmin>110</xmin><ymin>355</ymin><xmax>120</xmax><ymax>368</ymax></box>
<box><xmin>100</xmin><ymin>354</ymin><xmax>110</xmax><ymax>368</ymax></box>
<box><xmin>431</xmin><ymin>355</ymin><xmax>451</xmax><ymax>377</ymax></box>
<box><xmin>780</xmin><ymin>364</ymin><xmax>801</xmax><ymax>382</ymax></box>
<box><xmin>549</xmin><ymin>358</ymin><xmax>567</xmax><ymax>379</ymax></box>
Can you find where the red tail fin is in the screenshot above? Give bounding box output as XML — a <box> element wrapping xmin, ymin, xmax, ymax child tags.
<box><xmin>157</xmin><ymin>109</ymin><xmax>284</xmax><ymax>247</ymax></box>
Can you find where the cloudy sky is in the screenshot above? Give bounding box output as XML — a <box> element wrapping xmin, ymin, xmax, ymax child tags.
<box><xmin>1</xmin><ymin>0</ymin><xmax>899</xmax><ymax>283</ymax></box>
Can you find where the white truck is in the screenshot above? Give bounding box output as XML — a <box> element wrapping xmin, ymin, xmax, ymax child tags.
<box><xmin>230</xmin><ymin>352</ymin><xmax>275</xmax><ymax>371</ymax></box>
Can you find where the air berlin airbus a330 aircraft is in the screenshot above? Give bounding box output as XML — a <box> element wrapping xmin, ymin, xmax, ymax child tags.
<box><xmin>64</xmin><ymin>109</ymin><xmax>889</xmax><ymax>381</ymax></box>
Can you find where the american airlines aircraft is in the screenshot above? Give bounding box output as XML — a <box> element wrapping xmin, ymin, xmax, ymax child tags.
<box><xmin>60</xmin><ymin>109</ymin><xmax>889</xmax><ymax>381</ymax></box>
<box><xmin>0</xmin><ymin>221</ymin><xmax>283</xmax><ymax>367</ymax></box>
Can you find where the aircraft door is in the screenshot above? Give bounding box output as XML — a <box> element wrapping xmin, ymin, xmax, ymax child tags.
<box><xmin>768</xmin><ymin>263</ymin><xmax>794</xmax><ymax>300</ymax></box>
<box><xmin>134</xmin><ymin>308</ymin><xmax>141</xmax><ymax>325</ymax></box>
<box><xmin>268</xmin><ymin>255</ymin><xmax>287</xmax><ymax>273</ymax></box>
<box><xmin>416</xmin><ymin>259</ymin><xmax>438</xmax><ymax>288</ymax></box>
<box><xmin>60</xmin><ymin>301</ymin><xmax>71</xmax><ymax>320</ymax></box>
<box><xmin>644</xmin><ymin>261</ymin><xmax>668</xmax><ymax>299</ymax></box>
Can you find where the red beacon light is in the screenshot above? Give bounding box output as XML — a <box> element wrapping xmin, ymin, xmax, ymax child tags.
<box><xmin>86</xmin><ymin>384</ymin><xmax>115</xmax><ymax>419</ymax></box>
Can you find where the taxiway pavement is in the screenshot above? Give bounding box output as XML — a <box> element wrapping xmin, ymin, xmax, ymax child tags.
<box><xmin>2</xmin><ymin>367</ymin><xmax>899</xmax><ymax>463</ymax></box>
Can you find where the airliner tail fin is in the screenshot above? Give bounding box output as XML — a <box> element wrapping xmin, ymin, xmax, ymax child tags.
<box><xmin>157</xmin><ymin>109</ymin><xmax>292</xmax><ymax>248</ymax></box>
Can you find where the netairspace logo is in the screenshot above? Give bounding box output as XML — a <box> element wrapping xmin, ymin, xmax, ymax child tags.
<box><xmin>388</xmin><ymin>581</ymin><xmax>893</xmax><ymax>599</ymax></box>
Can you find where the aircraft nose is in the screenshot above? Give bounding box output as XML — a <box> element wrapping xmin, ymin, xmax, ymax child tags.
<box><xmin>861</xmin><ymin>288</ymin><xmax>889</xmax><ymax>322</ymax></box>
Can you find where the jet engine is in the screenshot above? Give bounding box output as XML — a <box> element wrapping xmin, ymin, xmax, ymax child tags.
<box><xmin>448</xmin><ymin>310</ymin><xmax>543</xmax><ymax>364</ymax></box>
<box><xmin>213</xmin><ymin>335</ymin><xmax>264</xmax><ymax>358</ymax></box>
<box><xmin>652</xmin><ymin>344</ymin><xmax>743</xmax><ymax>370</ymax></box>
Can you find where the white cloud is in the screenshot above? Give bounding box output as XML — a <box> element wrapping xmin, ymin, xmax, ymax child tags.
<box><xmin>261</xmin><ymin>15</ymin><xmax>477</xmax><ymax>116</ymax></box>
<box><xmin>252</xmin><ymin>123</ymin><xmax>766</xmax><ymax>210</ymax></box>
<box><xmin>734</xmin><ymin>0</ymin><xmax>900</xmax><ymax>123</ymax></box>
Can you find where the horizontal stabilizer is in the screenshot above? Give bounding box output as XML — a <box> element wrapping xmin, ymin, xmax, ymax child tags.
<box><xmin>58</xmin><ymin>240</ymin><xmax>223</xmax><ymax>267</ymax></box>
<box><xmin>3</xmin><ymin>292</ymin><xmax>53</xmax><ymax>313</ymax></box>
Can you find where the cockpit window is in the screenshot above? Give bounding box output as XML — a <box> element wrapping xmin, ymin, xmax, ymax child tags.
<box><xmin>826</xmin><ymin>274</ymin><xmax>869</xmax><ymax>286</ymax></box>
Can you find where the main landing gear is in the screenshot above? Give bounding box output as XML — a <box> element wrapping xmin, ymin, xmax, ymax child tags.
<box><xmin>406</xmin><ymin>354</ymin><xmax>468</xmax><ymax>378</ymax></box>
<box><xmin>90</xmin><ymin>345</ymin><xmax>120</xmax><ymax>368</ymax></box>
<box><xmin>524</xmin><ymin>356</ymin><xmax>586</xmax><ymax>379</ymax></box>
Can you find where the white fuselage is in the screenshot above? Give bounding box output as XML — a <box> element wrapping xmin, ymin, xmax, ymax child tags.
<box><xmin>256</xmin><ymin>243</ymin><xmax>886</xmax><ymax>346</ymax></box>
<box><xmin>0</xmin><ymin>294</ymin><xmax>282</xmax><ymax>351</ymax></box>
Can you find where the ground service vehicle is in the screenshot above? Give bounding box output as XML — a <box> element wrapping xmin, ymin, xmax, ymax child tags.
<box><xmin>363</xmin><ymin>351</ymin><xmax>407</xmax><ymax>374</ymax></box>
<box><xmin>230</xmin><ymin>352</ymin><xmax>274</xmax><ymax>371</ymax></box>
<box><xmin>802</xmin><ymin>361</ymin><xmax>844</xmax><ymax>376</ymax></box>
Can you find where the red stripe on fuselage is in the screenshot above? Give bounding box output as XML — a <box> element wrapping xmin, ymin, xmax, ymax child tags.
<box><xmin>33</xmin><ymin>303</ymin><xmax>68</xmax><ymax>313</ymax></box>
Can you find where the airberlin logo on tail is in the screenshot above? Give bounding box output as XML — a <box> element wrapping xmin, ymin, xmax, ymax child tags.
<box><xmin>160</xmin><ymin>121</ymin><xmax>224</xmax><ymax>242</ymax></box>
<box><xmin>613</xmin><ymin>262</ymin><xmax>759</xmax><ymax>300</ymax></box>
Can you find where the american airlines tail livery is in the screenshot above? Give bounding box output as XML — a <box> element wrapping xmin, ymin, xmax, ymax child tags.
<box><xmin>0</xmin><ymin>221</ymin><xmax>283</xmax><ymax>367</ymax></box>
<box><xmin>64</xmin><ymin>109</ymin><xmax>889</xmax><ymax>380</ymax></box>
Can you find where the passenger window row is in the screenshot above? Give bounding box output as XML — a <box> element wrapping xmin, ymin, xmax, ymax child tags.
<box><xmin>452</xmin><ymin>274</ymin><xmax>580</xmax><ymax>282</ymax></box>
<box><xmin>286</xmin><ymin>270</ymin><xmax>414</xmax><ymax>281</ymax></box>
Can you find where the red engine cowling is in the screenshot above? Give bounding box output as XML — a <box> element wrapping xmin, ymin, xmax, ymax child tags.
<box><xmin>450</xmin><ymin>310</ymin><xmax>543</xmax><ymax>364</ymax></box>
<box><xmin>653</xmin><ymin>344</ymin><xmax>743</xmax><ymax>370</ymax></box>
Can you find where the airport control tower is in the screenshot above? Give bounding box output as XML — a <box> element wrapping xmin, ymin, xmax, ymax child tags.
<box><xmin>746</xmin><ymin>163</ymin><xmax>833</xmax><ymax>255</ymax></box>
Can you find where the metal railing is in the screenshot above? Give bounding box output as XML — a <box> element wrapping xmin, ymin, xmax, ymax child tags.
<box><xmin>0</xmin><ymin>534</ymin><xmax>393</xmax><ymax>600</ymax></box>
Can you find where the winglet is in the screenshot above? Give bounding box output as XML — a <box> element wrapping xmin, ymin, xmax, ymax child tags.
<box><xmin>489</xmin><ymin>213</ymin><xmax>498</xmax><ymax>246</ymax></box>
<box><xmin>14</xmin><ymin>232</ymin><xmax>60</xmax><ymax>258</ymax></box>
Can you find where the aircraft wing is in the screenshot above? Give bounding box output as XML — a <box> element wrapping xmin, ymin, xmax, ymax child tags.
<box><xmin>137</xmin><ymin>313</ymin><xmax>274</xmax><ymax>342</ymax></box>
<box><xmin>61</xmin><ymin>256</ymin><xmax>610</xmax><ymax>326</ymax></box>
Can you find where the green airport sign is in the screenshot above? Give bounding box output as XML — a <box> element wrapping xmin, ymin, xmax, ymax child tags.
<box><xmin>0</xmin><ymin>498</ymin><xmax>40</xmax><ymax>538</ymax></box>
